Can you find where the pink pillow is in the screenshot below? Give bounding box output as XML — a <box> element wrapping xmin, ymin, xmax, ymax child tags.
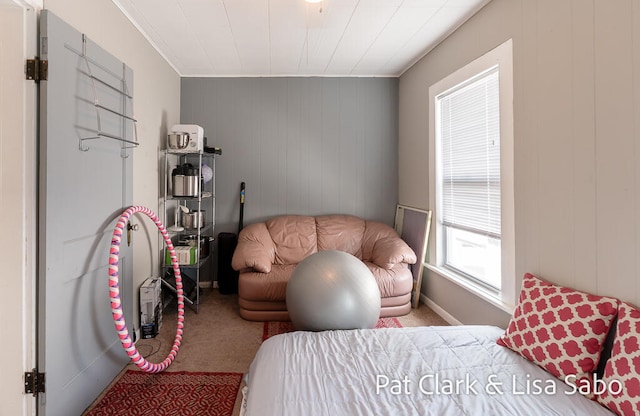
<box><xmin>598</xmin><ymin>302</ymin><xmax>640</xmax><ymax>415</ymax></box>
<box><xmin>498</xmin><ymin>273</ymin><xmax>618</xmax><ymax>391</ymax></box>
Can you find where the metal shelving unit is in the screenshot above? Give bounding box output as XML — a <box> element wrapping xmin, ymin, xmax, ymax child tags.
<box><xmin>161</xmin><ymin>149</ymin><xmax>216</xmax><ymax>313</ymax></box>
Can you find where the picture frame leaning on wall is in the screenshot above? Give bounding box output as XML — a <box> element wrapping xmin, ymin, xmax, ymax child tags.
<box><xmin>394</xmin><ymin>204</ymin><xmax>432</xmax><ymax>309</ymax></box>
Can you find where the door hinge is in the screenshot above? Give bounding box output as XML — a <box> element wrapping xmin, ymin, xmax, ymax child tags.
<box><xmin>24</xmin><ymin>369</ymin><xmax>45</xmax><ymax>396</ymax></box>
<box><xmin>26</xmin><ymin>58</ymin><xmax>48</xmax><ymax>82</ymax></box>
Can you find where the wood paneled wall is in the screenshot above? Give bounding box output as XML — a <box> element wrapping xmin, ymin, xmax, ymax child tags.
<box><xmin>400</xmin><ymin>0</ymin><xmax>640</xmax><ymax>325</ymax></box>
<box><xmin>180</xmin><ymin>77</ymin><xmax>399</xmax><ymax>232</ymax></box>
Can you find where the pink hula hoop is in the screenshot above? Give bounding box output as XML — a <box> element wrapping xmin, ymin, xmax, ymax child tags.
<box><xmin>109</xmin><ymin>205</ymin><xmax>184</xmax><ymax>373</ymax></box>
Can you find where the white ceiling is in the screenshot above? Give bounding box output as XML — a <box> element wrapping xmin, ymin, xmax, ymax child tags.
<box><xmin>112</xmin><ymin>0</ymin><xmax>490</xmax><ymax>77</ymax></box>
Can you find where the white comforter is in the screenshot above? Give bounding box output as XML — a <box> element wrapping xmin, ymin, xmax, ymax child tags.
<box><xmin>244</xmin><ymin>325</ymin><xmax>612</xmax><ymax>415</ymax></box>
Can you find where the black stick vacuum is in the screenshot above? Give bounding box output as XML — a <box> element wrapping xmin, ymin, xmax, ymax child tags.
<box><xmin>238</xmin><ymin>181</ymin><xmax>245</xmax><ymax>235</ymax></box>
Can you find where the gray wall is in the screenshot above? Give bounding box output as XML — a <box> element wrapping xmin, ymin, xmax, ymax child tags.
<box><xmin>181</xmin><ymin>77</ymin><xmax>399</xmax><ymax>234</ymax></box>
<box><xmin>400</xmin><ymin>0</ymin><xmax>640</xmax><ymax>327</ymax></box>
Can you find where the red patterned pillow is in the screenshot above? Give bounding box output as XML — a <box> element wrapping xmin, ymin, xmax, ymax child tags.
<box><xmin>498</xmin><ymin>273</ymin><xmax>618</xmax><ymax>390</ymax></box>
<box><xmin>598</xmin><ymin>302</ymin><xmax>640</xmax><ymax>415</ymax></box>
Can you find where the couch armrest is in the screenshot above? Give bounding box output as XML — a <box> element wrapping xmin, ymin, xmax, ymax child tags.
<box><xmin>231</xmin><ymin>223</ymin><xmax>276</xmax><ymax>273</ymax></box>
<box><xmin>370</xmin><ymin>236</ymin><xmax>417</xmax><ymax>270</ymax></box>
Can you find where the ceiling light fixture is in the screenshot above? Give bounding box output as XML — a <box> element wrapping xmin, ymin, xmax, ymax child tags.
<box><xmin>305</xmin><ymin>0</ymin><xmax>323</xmax><ymax>13</ymax></box>
<box><xmin>304</xmin><ymin>0</ymin><xmax>323</xmax><ymax>65</ymax></box>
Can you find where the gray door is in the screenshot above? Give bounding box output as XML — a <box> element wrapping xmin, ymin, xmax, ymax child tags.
<box><xmin>38</xmin><ymin>10</ymin><xmax>134</xmax><ymax>416</ymax></box>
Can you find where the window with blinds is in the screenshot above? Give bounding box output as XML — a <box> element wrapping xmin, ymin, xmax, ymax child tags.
<box><xmin>436</xmin><ymin>66</ymin><xmax>501</xmax><ymax>290</ymax></box>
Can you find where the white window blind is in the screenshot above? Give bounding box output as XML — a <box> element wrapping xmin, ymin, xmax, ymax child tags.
<box><xmin>439</xmin><ymin>67</ymin><xmax>500</xmax><ymax>239</ymax></box>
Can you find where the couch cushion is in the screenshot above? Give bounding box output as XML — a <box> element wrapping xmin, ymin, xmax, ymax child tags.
<box><xmin>370</xmin><ymin>236</ymin><xmax>417</xmax><ymax>269</ymax></box>
<box><xmin>316</xmin><ymin>215</ymin><xmax>365</xmax><ymax>257</ymax></box>
<box><xmin>361</xmin><ymin>220</ymin><xmax>402</xmax><ymax>262</ymax></box>
<box><xmin>365</xmin><ymin>261</ymin><xmax>413</xmax><ymax>298</ymax></box>
<box><xmin>238</xmin><ymin>265</ymin><xmax>296</xmax><ymax>302</ymax></box>
<box><xmin>232</xmin><ymin>222</ymin><xmax>276</xmax><ymax>273</ymax></box>
<box><xmin>266</xmin><ymin>216</ymin><xmax>317</xmax><ymax>265</ymax></box>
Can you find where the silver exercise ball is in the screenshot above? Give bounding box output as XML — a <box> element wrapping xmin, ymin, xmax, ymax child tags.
<box><xmin>286</xmin><ymin>250</ymin><xmax>381</xmax><ymax>331</ymax></box>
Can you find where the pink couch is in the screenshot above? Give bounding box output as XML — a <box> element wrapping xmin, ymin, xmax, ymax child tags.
<box><xmin>231</xmin><ymin>214</ymin><xmax>417</xmax><ymax>321</ymax></box>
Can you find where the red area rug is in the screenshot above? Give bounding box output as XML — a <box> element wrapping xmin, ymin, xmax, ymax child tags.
<box><xmin>262</xmin><ymin>317</ymin><xmax>403</xmax><ymax>341</ymax></box>
<box><xmin>84</xmin><ymin>370</ymin><xmax>242</xmax><ymax>416</ymax></box>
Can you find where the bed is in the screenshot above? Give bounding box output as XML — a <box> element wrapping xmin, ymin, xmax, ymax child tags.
<box><xmin>242</xmin><ymin>325</ymin><xmax>612</xmax><ymax>415</ymax></box>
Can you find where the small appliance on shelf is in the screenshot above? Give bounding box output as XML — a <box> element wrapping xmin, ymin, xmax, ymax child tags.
<box><xmin>171</xmin><ymin>163</ymin><xmax>200</xmax><ymax>197</ymax></box>
<box><xmin>167</xmin><ymin>124</ymin><xmax>204</xmax><ymax>153</ymax></box>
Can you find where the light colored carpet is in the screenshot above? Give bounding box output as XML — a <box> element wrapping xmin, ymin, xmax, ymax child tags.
<box><xmin>84</xmin><ymin>289</ymin><xmax>449</xmax><ymax>415</ymax></box>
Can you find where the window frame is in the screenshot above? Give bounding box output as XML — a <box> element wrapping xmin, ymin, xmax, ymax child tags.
<box><xmin>427</xmin><ymin>39</ymin><xmax>515</xmax><ymax>311</ymax></box>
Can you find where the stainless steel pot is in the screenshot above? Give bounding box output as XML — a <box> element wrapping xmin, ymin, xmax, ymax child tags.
<box><xmin>172</xmin><ymin>175</ymin><xmax>199</xmax><ymax>197</ymax></box>
<box><xmin>167</xmin><ymin>132</ymin><xmax>190</xmax><ymax>150</ymax></box>
<box><xmin>181</xmin><ymin>209</ymin><xmax>205</xmax><ymax>229</ymax></box>
<box><xmin>171</xmin><ymin>163</ymin><xmax>200</xmax><ymax>197</ymax></box>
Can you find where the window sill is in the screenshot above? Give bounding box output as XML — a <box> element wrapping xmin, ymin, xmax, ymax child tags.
<box><xmin>424</xmin><ymin>263</ymin><xmax>515</xmax><ymax>314</ymax></box>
